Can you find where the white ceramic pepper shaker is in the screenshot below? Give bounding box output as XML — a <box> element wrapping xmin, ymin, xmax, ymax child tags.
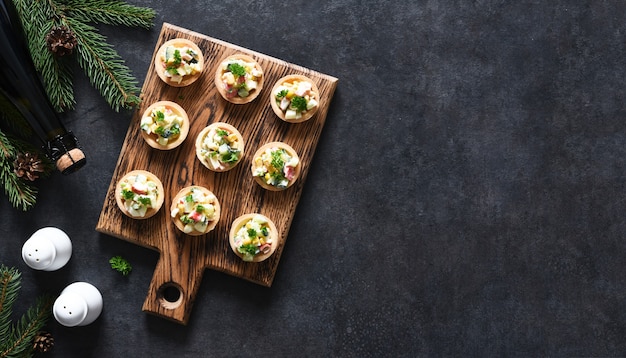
<box><xmin>21</xmin><ymin>227</ymin><xmax>72</xmax><ymax>271</ymax></box>
<box><xmin>53</xmin><ymin>282</ymin><xmax>103</xmax><ymax>327</ymax></box>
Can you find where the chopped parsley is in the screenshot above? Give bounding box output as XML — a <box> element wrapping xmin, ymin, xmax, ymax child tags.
<box><xmin>166</xmin><ymin>49</ymin><xmax>182</xmax><ymax>74</ymax></box>
<box><xmin>180</xmin><ymin>214</ymin><xmax>195</xmax><ymax>224</ymax></box>
<box><xmin>154</xmin><ymin>124</ymin><xmax>179</xmax><ymax>139</ymax></box>
<box><xmin>227</xmin><ymin>62</ymin><xmax>247</xmax><ymax>77</ymax></box>
<box><xmin>271</xmin><ymin>150</ymin><xmax>285</xmax><ymax>170</ymax></box>
<box><xmin>221</xmin><ymin>150</ymin><xmax>240</xmax><ymax>164</ymax></box>
<box><xmin>154</xmin><ymin>110</ymin><xmax>165</xmax><ymax>122</ymax></box>
<box><xmin>276</xmin><ymin>89</ymin><xmax>289</xmax><ymax>99</ymax></box>
<box><xmin>247</xmin><ymin>228</ymin><xmax>257</xmax><ymax>238</ymax></box>
<box><xmin>137</xmin><ymin>196</ymin><xmax>152</xmax><ymax>205</ymax></box>
<box><xmin>122</xmin><ymin>189</ymin><xmax>135</xmax><ymax>200</ymax></box>
<box><xmin>261</xmin><ymin>227</ymin><xmax>269</xmax><ymax>237</ymax></box>
<box><xmin>109</xmin><ymin>256</ymin><xmax>132</xmax><ymax>276</ymax></box>
<box><xmin>238</xmin><ymin>243</ymin><xmax>258</xmax><ymax>256</ymax></box>
<box><xmin>290</xmin><ymin>96</ymin><xmax>308</xmax><ymax>112</ymax></box>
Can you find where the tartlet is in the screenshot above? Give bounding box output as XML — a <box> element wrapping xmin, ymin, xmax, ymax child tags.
<box><xmin>214</xmin><ymin>54</ymin><xmax>264</xmax><ymax>104</ymax></box>
<box><xmin>140</xmin><ymin>101</ymin><xmax>189</xmax><ymax>150</ymax></box>
<box><xmin>229</xmin><ymin>213</ymin><xmax>278</xmax><ymax>262</ymax></box>
<box><xmin>154</xmin><ymin>38</ymin><xmax>204</xmax><ymax>87</ymax></box>
<box><xmin>115</xmin><ymin>170</ymin><xmax>165</xmax><ymax>220</ymax></box>
<box><xmin>170</xmin><ymin>186</ymin><xmax>220</xmax><ymax>236</ymax></box>
<box><xmin>195</xmin><ymin>122</ymin><xmax>244</xmax><ymax>172</ymax></box>
<box><xmin>251</xmin><ymin>142</ymin><xmax>301</xmax><ymax>191</ymax></box>
<box><xmin>270</xmin><ymin>75</ymin><xmax>320</xmax><ymax>123</ymax></box>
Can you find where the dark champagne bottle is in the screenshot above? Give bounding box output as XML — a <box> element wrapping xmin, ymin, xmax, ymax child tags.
<box><xmin>0</xmin><ymin>0</ymin><xmax>85</xmax><ymax>174</ymax></box>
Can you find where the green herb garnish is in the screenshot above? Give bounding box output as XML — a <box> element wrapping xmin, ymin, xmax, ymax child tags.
<box><xmin>137</xmin><ymin>196</ymin><xmax>151</xmax><ymax>205</ymax></box>
<box><xmin>221</xmin><ymin>150</ymin><xmax>240</xmax><ymax>164</ymax></box>
<box><xmin>227</xmin><ymin>62</ymin><xmax>247</xmax><ymax>77</ymax></box>
<box><xmin>122</xmin><ymin>189</ymin><xmax>134</xmax><ymax>200</ymax></box>
<box><xmin>154</xmin><ymin>110</ymin><xmax>165</xmax><ymax>122</ymax></box>
<box><xmin>247</xmin><ymin>228</ymin><xmax>257</xmax><ymax>238</ymax></box>
<box><xmin>109</xmin><ymin>256</ymin><xmax>132</xmax><ymax>276</ymax></box>
<box><xmin>290</xmin><ymin>96</ymin><xmax>308</xmax><ymax>112</ymax></box>
<box><xmin>166</xmin><ymin>49</ymin><xmax>182</xmax><ymax>74</ymax></box>
<box><xmin>271</xmin><ymin>150</ymin><xmax>285</xmax><ymax>170</ymax></box>
<box><xmin>276</xmin><ymin>89</ymin><xmax>288</xmax><ymax>99</ymax></box>
<box><xmin>180</xmin><ymin>214</ymin><xmax>194</xmax><ymax>224</ymax></box>
<box><xmin>238</xmin><ymin>243</ymin><xmax>258</xmax><ymax>256</ymax></box>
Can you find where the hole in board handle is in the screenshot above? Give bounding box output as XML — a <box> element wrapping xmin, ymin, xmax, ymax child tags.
<box><xmin>157</xmin><ymin>282</ymin><xmax>183</xmax><ymax>309</ymax></box>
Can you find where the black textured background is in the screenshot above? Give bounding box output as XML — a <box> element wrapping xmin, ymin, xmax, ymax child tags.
<box><xmin>1</xmin><ymin>1</ymin><xmax>626</xmax><ymax>356</ymax></box>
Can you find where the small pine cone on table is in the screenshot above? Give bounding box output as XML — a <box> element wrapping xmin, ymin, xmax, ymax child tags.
<box><xmin>13</xmin><ymin>152</ymin><xmax>45</xmax><ymax>181</ymax></box>
<box><xmin>33</xmin><ymin>331</ymin><xmax>54</xmax><ymax>353</ymax></box>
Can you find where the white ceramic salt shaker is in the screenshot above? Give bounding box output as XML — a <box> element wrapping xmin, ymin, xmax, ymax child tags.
<box><xmin>53</xmin><ymin>282</ymin><xmax>103</xmax><ymax>327</ymax></box>
<box><xmin>21</xmin><ymin>227</ymin><xmax>72</xmax><ymax>271</ymax></box>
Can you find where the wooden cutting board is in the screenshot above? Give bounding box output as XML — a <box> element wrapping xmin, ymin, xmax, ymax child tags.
<box><xmin>96</xmin><ymin>23</ymin><xmax>338</xmax><ymax>325</ymax></box>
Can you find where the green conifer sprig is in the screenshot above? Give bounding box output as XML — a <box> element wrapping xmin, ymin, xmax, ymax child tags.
<box><xmin>0</xmin><ymin>266</ymin><xmax>53</xmax><ymax>358</ymax></box>
<box><xmin>13</xmin><ymin>0</ymin><xmax>77</xmax><ymax>112</ymax></box>
<box><xmin>0</xmin><ymin>90</ymin><xmax>42</xmax><ymax>211</ymax></box>
<box><xmin>61</xmin><ymin>0</ymin><xmax>155</xmax><ymax>29</ymax></box>
<box><xmin>69</xmin><ymin>17</ymin><xmax>141</xmax><ymax>112</ymax></box>
<box><xmin>11</xmin><ymin>0</ymin><xmax>155</xmax><ymax>112</ymax></box>
<box><xmin>0</xmin><ymin>126</ymin><xmax>44</xmax><ymax>212</ymax></box>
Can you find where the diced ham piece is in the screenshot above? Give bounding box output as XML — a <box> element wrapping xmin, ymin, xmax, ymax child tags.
<box><xmin>284</xmin><ymin>165</ymin><xmax>295</xmax><ymax>181</ymax></box>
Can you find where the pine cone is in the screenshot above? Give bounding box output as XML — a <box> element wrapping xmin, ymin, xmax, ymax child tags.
<box><xmin>46</xmin><ymin>26</ymin><xmax>78</xmax><ymax>56</ymax></box>
<box><xmin>14</xmin><ymin>152</ymin><xmax>45</xmax><ymax>181</ymax></box>
<box><xmin>33</xmin><ymin>331</ymin><xmax>54</xmax><ymax>353</ymax></box>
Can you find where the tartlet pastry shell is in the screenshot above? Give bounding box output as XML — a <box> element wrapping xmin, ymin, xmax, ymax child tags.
<box><xmin>214</xmin><ymin>54</ymin><xmax>264</xmax><ymax>104</ymax></box>
<box><xmin>195</xmin><ymin>122</ymin><xmax>245</xmax><ymax>172</ymax></box>
<box><xmin>229</xmin><ymin>213</ymin><xmax>279</xmax><ymax>262</ymax></box>
<box><xmin>115</xmin><ymin>170</ymin><xmax>165</xmax><ymax>220</ymax></box>
<box><xmin>270</xmin><ymin>74</ymin><xmax>320</xmax><ymax>123</ymax></box>
<box><xmin>154</xmin><ymin>38</ymin><xmax>204</xmax><ymax>87</ymax></box>
<box><xmin>170</xmin><ymin>186</ymin><xmax>221</xmax><ymax>236</ymax></box>
<box><xmin>251</xmin><ymin>141</ymin><xmax>301</xmax><ymax>191</ymax></box>
<box><xmin>140</xmin><ymin>100</ymin><xmax>190</xmax><ymax>150</ymax></box>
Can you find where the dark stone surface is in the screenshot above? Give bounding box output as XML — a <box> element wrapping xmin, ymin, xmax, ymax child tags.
<box><xmin>2</xmin><ymin>1</ymin><xmax>626</xmax><ymax>356</ymax></box>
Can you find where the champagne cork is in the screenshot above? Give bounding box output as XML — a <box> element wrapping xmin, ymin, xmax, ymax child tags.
<box><xmin>56</xmin><ymin>148</ymin><xmax>86</xmax><ymax>174</ymax></box>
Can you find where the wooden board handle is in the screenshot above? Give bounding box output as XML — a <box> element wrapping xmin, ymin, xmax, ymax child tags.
<box><xmin>141</xmin><ymin>240</ymin><xmax>206</xmax><ymax>325</ymax></box>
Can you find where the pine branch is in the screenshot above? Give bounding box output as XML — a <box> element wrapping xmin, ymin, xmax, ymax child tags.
<box><xmin>2</xmin><ymin>295</ymin><xmax>53</xmax><ymax>358</ymax></box>
<box><xmin>11</xmin><ymin>0</ymin><xmax>153</xmax><ymax>112</ymax></box>
<box><xmin>61</xmin><ymin>0</ymin><xmax>155</xmax><ymax>29</ymax></box>
<box><xmin>0</xmin><ymin>131</ymin><xmax>39</xmax><ymax>211</ymax></box>
<box><xmin>12</xmin><ymin>0</ymin><xmax>76</xmax><ymax>112</ymax></box>
<box><xmin>0</xmin><ymin>266</ymin><xmax>53</xmax><ymax>358</ymax></box>
<box><xmin>65</xmin><ymin>17</ymin><xmax>141</xmax><ymax>111</ymax></box>
<box><xmin>0</xmin><ymin>266</ymin><xmax>21</xmax><ymax>346</ymax></box>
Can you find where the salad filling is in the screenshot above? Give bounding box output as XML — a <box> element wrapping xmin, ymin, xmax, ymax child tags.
<box><xmin>198</xmin><ymin>126</ymin><xmax>242</xmax><ymax>170</ymax></box>
<box><xmin>274</xmin><ymin>79</ymin><xmax>319</xmax><ymax>121</ymax></box>
<box><xmin>232</xmin><ymin>215</ymin><xmax>274</xmax><ymax>262</ymax></box>
<box><xmin>218</xmin><ymin>58</ymin><xmax>262</xmax><ymax>99</ymax></box>
<box><xmin>140</xmin><ymin>105</ymin><xmax>184</xmax><ymax>146</ymax></box>
<box><xmin>170</xmin><ymin>187</ymin><xmax>219</xmax><ymax>234</ymax></box>
<box><xmin>119</xmin><ymin>173</ymin><xmax>160</xmax><ymax>218</ymax></box>
<box><xmin>252</xmin><ymin>146</ymin><xmax>299</xmax><ymax>189</ymax></box>
<box><xmin>160</xmin><ymin>44</ymin><xmax>202</xmax><ymax>84</ymax></box>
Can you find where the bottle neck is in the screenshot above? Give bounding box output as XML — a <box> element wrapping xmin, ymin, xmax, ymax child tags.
<box><xmin>46</xmin><ymin>131</ymin><xmax>86</xmax><ymax>174</ymax></box>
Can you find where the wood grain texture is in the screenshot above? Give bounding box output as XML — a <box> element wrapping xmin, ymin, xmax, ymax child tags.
<box><xmin>96</xmin><ymin>23</ymin><xmax>338</xmax><ymax>325</ymax></box>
